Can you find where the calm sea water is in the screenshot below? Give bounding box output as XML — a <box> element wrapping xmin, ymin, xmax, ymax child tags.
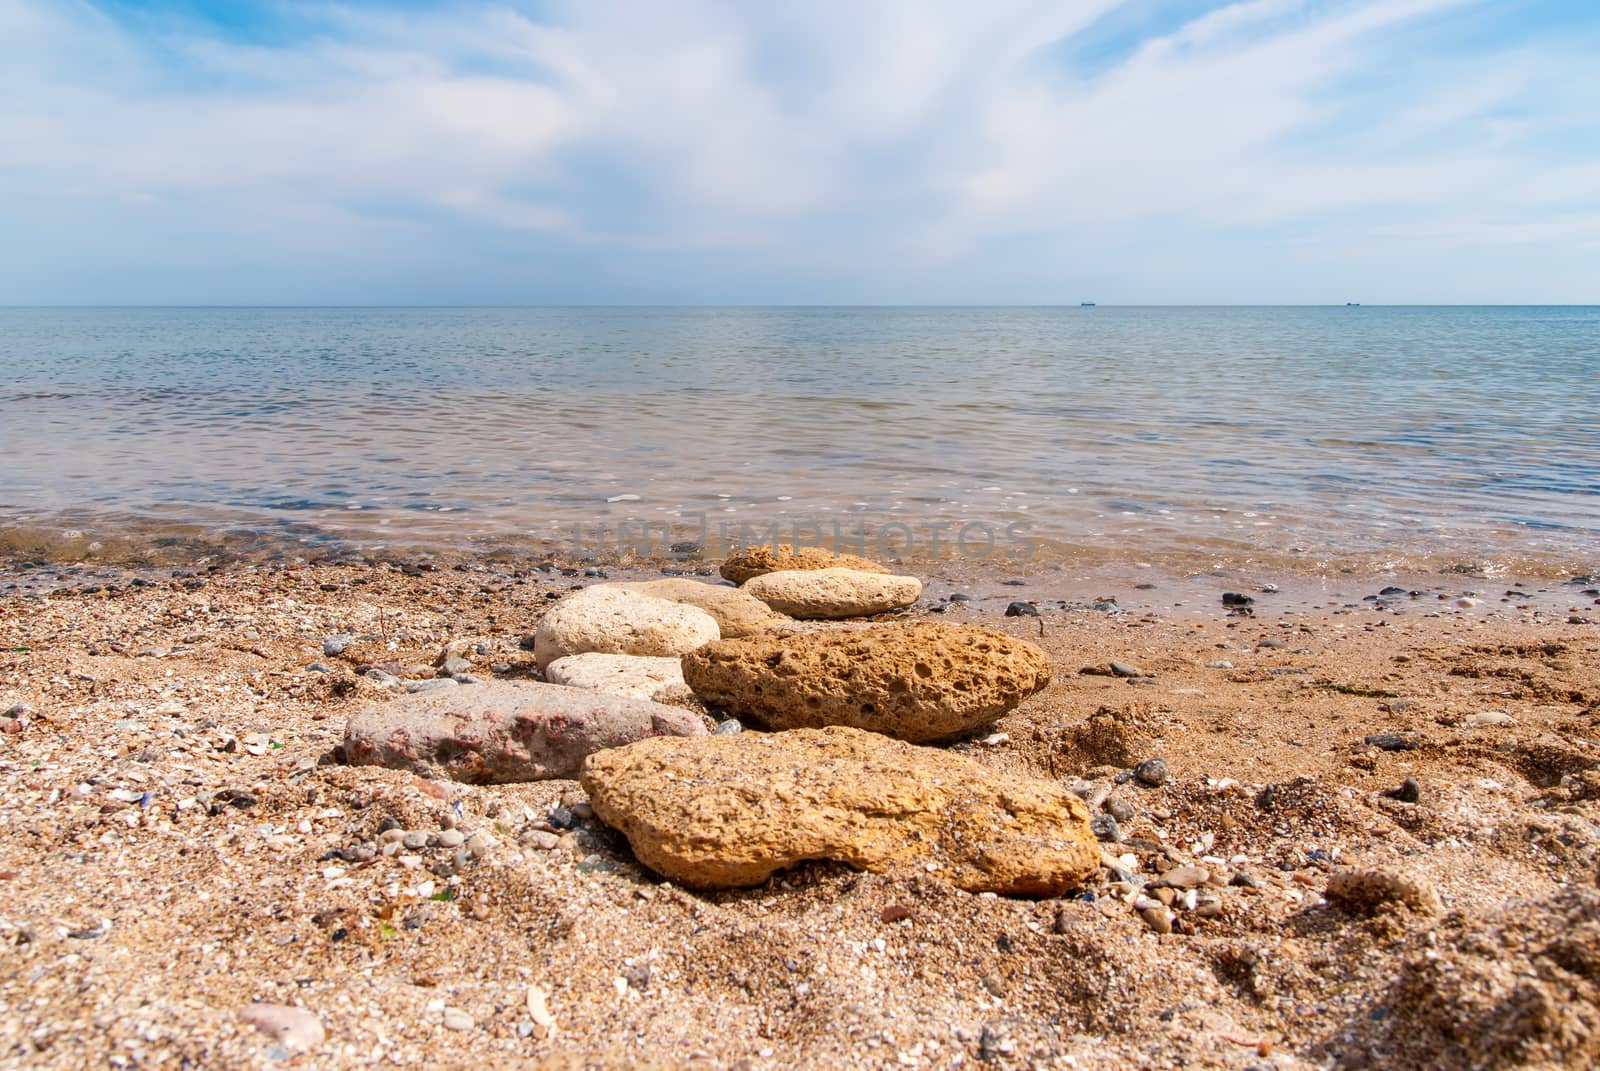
<box><xmin>1</xmin><ymin>306</ymin><xmax>1596</xmax><ymax>573</ymax></box>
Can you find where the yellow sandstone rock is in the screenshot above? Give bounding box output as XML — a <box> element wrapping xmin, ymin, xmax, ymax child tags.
<box><xmin>680</xmin><ymin>622</ymin><xmax>1052</xmax><ymax>742</ymax></box>
<box><xmin>581</xmin><ymin>726</ymin><xmax>1099</xmax><ymax>895</ymax></box>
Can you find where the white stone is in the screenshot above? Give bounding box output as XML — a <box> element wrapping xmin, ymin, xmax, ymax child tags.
<box><xmin>545</xmin><ymin>653</ymin><xmax>695</xmax><ymax>704</ymax></box>
<box><xmin>742</xmin><ymin>568</ymin><xmax>922</xmax><ymax>619</ymax></box>
<box><xmin>238</xmin><ymin>1004</ymin><xmax>325</xmax><ymax>1051</ymax></box>
<box><xmin>534</xmin><ymin>587</ymin><xmax>719</xmax><ymax>670</ymax></box>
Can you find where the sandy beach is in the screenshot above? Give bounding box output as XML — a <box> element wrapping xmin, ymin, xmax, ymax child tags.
<box><xmin>2</xmin><ymin>551</ymin><xmax>1596</xmax><ymax>1070</ymax></box>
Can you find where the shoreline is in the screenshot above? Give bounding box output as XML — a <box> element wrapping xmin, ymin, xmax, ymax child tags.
<box><xmin>1</xmin><ymin>556</ymin><xmax>1597</xmax><ymax>1068</ymax></box>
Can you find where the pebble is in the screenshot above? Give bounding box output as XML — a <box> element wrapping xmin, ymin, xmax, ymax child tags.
<box><xmin>1365</xmin><ymin>732</ymin><xmax>1423</xmax><ymax>751</ymax></box>
<box><xmin>1222</xmin><ymin>592</ymin><xmax>1254</xmax><ymax>608</ymax></box>
<box><xmin>436</xmin><ymin>829</ymin><xmax>465</xmax><ymax>849</ymax></box>
<box><xmin>402</xmin><ymin>831</ymin><xmax>429</xmax><ymax>850</ymax></box>
<box><xmin>306</xmin><ymin>662</ymin><xmax>333</xmax><ymax>674</ymax></box>
<box><xmin>1395</xmin><ymin>777</ymin><xmax>1422</xmax><ymax>803</ymax></box>
<box><xmin>1464</xmin><ymin>711</ymin><xmax>1514</xmax><ymax>727</ymax></box>
<box><xmin>1104</xmin><ymin>797</ymin><xmax>1135</xmax><ymax>822</ymax></box>
<box><xmin>438</xmin><ymin>657</ymin><xmax>473</xmax><ymax>676</ymax></box>
<box><xmin>323</xmin><ymin>635</ymin><xmax>354</xmax><ymax>657</ymax></box>
<box><xmin>713</xmin><ymin>718</ymin><xmax>744</xmax><ymax>735</ymax></box>
<box><xmin>442</xmin><ymin>1008</ymin><xmax>475</xmax><ymax>1031</ymax></box>
<box><xmin>1109</xmin><ymin>660</ymin><xmax>1146</xmax><ymax>678</ymax></box>
<box><xmin>521</xmin><ymin>830</ymin><xmax>560</xmax><ymax>851</ymax></box>
<box><xmin>1004</xmin><ymin>601</ymin><xmax>1038</xmax><ymax>617</ymax></box>
<box><xmin>1153</xmin><ymin>865</ymin><xmax>1209</xmax><ymax>889</ymax></box>
<box><xmin>1133</xmin><ymin>758</ymin><xmax>1170</xmax><ymax>787</ymax></box>
<box><xmin>238</xmin><ymin>1003</ymin><xmax>325</xmax><ymax>1051</ymax></box>
<box><xmin>1091</xmin><ymin>814</ymin><xmax>1123</xmax><ymax>843</ymax></box>
<box><xmin>1206</xmin><ymin>660</ymin><xmax>1233</xmax><ymax>669</ymax></box>
<box><xmin>404</xmin><ymin>678</ymin><xmax>459</xmax><ymax>694</ymax></box>
<box><xmin>1138</xmin><ymin>905</ymin><xmax>1174</xmax><ymax>934</ymax></box>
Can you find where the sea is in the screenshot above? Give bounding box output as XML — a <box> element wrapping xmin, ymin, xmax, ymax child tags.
<box><xmin>1</xmin><ymin>305</ymin><xmax>1596</xmax><ymax>578</ymax></box>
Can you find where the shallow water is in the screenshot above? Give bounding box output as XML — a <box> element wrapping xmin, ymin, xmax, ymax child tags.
<box><xmin>1</xmin><ymin>306</ymin><xmax>1596</xmax><ymax>573</ymax></box>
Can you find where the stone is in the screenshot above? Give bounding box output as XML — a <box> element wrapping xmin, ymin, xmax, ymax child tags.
<box><xmin>680</xmin><ymin>622</ymin><xmax>1052</xmax><ymax>743</ymax></box>
<box><xmin>581</xmin><ymin>726</ymin><xmax>1100</xmax><ymax>895</ymax></box>
<box><xmin>1464</xmin><ymin>711</ymin><xmax>1514</xmax><ymax>728</ymax></box>
<box><xmin>742</xmin><ymin>568</ymin><xmax>922</xmax><ymax>620</ymax></box>
<box><xmin>1153</xmin><ymin>865</ymin><xmax>1210</xmax><ymax>889</ymax></box>
<box><xmin>1091</xmin><ymin>814</ymin><xmax>1123</xmax><ymax>843</ymax></box>
<box><xmin>1222</xmin><ymin>592</ymin><xmax>1255</xmax><ymax>608</ymax></box>
<box><xmin>1004</xmin><ymin>601</ymin><xmax>1038</xmax><ymax>617</ymax></box>
<box><xmin>238</xmin><ymin>1004</ymin><xmax>324</xmax><ymax>1052</ymax></box>
<box><xmin>405</xmin><ymin>678</ymin><xmax>458</xmax><ymax>694</ymax></box>
<box><xmin>1325</xmin><ymin>868</ymin><xmax>1441</xmax><ymax>916</ymax></box>
<box><xmin>533</xmin><ymin>586</ymin><xmax>719</xmax><ymax>670</ymax></box>
<box><xmin>343</xmin><ymin>681</ymin><xmax>706</xmax><ymax>783</ymax></box>
<box><xmin>1395</xmin><ymin>777</ymin><xmax>1422</xmax><ymax>803</ymax></box>
<box><xmin>442</xmin><ymin>1008</ymin><xmax>475</xmax><ymax>1031</ymax></box>
<box><xmin>1366</xmin><ymin>732</ymin><xmax>1423</xmax><ymax>751</ymax></box>
<box><xmin>1109</xmin><ymin>660</ymin><xmax>1146</xmax><ymax>678</ymax></box>
<box><xmin>545</xmin><ymin>653</ymin><xmax>695</xmax><ymax>704</ymax></box>
<box><xmin>1133</xmin><ymin>758</ymin><xmax>1170</xmax><ymax>787</ymax></box>
<box><xmin>615</xmin><ymin>579</ymin><xmax>790</xmax><ymax>638</ymax></box>
<box><xmin>322</xmin><ymin>635</ymin><xmax>353</xmax><ymax>657</ymax></box>
<box><xmin>720</xmin><ymin>544</ymin><xmax>889</xmax><ymax>585</ymax></box>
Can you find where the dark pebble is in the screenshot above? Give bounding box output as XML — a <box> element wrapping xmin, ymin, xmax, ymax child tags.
<box><xmin>1393</xmin><ymin>777</ymin><xmax>1422</xmax><ymax>803</ymax></box>
<box><xmin>547</xmin><ymin>807</ymin><xmax>579</xmax><ymax>831</ymax></box>
<box><xmin>1091</xmin><ymin>814</ymin><xmax>1123</xmax><ymax>843</ymax></box>
<box><xmin>1109</xmin><ymin>660</ymin><xmax>1146</xmax><ymax>678</ymax></box>
<box><xmin>1222</xmin><ymin>592</ymin><xmax>1255</xmax><ymax>607</ymax></box>
<box><xmin>1004</xmin><ymin>601</ymin><xmax>1038</xmax><ymax>617</ymax></box>
<box><xmin>1365</xmin><ymin>732</ymin><xmax>1423</xmax><ymax>752</ymax></box>
<box><xmin>1133</xmin><ymin>758</ymin><xmax>1170</xmax><ymax>787</ymax></box>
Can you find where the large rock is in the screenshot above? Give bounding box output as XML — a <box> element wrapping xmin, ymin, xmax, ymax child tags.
<box><xmin>743</xmin><ymin>568</ymin><xmax>921</xmax><ymax>619</ymax></box>
<box><xmin>343</xmin><ymin>682</ymin><xmax>705</xmax><ymax>783</ymax></box>
<box><xmin>720</xmin><ymin>545</ymin><xmax>889</xmax><ymax>585</ymax></box>
<box><xmin>681</xmin><ymin>622</ymin><xmax>1049</xmax><ymax>742</ymax></box>
<box><xmin>545</xmin><ymin>653</ymin><xmax>694</xmax><ymax>704</ymax></box>
<box><xmin>581</xmin><ymin>726</ymin><xmax>1099</xmax><ymax>895</ymax></box>
<box><xmin>534</xmin><ymin>586</ymin><xmax>719</xmax><ymax>670</ymax></box>
<box><xmin>617</xmin><ymin>579</ymin><xmax>790</xmax><ymax>638</ymax></box>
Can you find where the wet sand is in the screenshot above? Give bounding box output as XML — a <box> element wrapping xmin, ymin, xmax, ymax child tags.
<box><xmin>1</xmin><ymin>554</ymin><xmax>1598</xmax><ymax>1070</ymax></box>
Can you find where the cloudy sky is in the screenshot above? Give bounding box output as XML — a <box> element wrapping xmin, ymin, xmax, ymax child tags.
<box><xmin>2</xmin><ymin>0</ymin><xmax>1596</xmax><ymax>304</ymax></box>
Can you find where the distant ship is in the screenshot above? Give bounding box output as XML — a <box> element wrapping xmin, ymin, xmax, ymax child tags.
<box><xmin>1080</xmin><ymin>302</ymin><xmax>1096</xmax><ymax>307</ymax></box>
<box><xmin>1345</xmin><ymin>302</ymin><xmax>1361</xmax><ymax>306</ymax></box>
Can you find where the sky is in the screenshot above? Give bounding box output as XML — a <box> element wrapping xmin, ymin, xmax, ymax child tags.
<box><xmin>1</xmin><ymin>0</ymin><xmax>1597</xmax><ymax>305</ymax></box>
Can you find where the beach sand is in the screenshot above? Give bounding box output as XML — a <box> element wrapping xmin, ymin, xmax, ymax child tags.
<box><xmin>1</xmin><ymin>555</ymin><xmax>1597</xmax><ymax>1070</ymax></box>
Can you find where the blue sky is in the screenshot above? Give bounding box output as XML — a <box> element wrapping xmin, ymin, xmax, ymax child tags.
<box><xmin>2</xmin><ymin>0</ymin><xmax>1597</xmax><ymax>304</ymax></box>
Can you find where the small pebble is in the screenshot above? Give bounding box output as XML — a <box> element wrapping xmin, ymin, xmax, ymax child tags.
<box><xmin>1104</xmin><ymin>797</ymin><xmax>1135</xmax><ymax>822</ymax></box>
<box><xmin>1004</xmin><ymin>601</ymin><xmax>1038</xmax><ymax>617</ymax></box>
<box><xmin>239</xmin><ymin>1003</ymin><xmax>325</xmax><ymax>1051</ymax></box>
<box><xmin>1133</xmin><ymin>758</ymin><xmax>1170</xmax><ymax>787</ymax></box>
<box><xmin>437</xmin><ymin>829</ymin><xmax>465</xmax><ymax>849</ymax></box>
<box><xmin>442</xmin><ymin>1008</ymin><xmax>475</xmax><ymax>1031</ymax></box>
<box><xmin>405</xmin><ymin>678</ymin><xmax>458</xmax><ymax>694</ymax></box>
<box><xmin>401</xmin><ymin>831</ymin><xmax>429</xmax><ymax>850</ymax></box>
<box><xmin>713</xmin><ymin>719</ymin><xmax>744</xmax><ymax>735</ymax></box>
<box><xmin>1091</xmin><ymin>814</ymin><xmax>1123</xmax><ymax>843</ymax></box>
<box><xmin>322</xmin><ymin>636</ymin><xmax>353</xmax><ymax>657</ymax></box>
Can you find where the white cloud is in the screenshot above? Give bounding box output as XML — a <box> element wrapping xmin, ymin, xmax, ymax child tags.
<box><xmin>0</xmin><ymin>0</ymin><xmax>1596</xmax><ymax>301</ymax></box>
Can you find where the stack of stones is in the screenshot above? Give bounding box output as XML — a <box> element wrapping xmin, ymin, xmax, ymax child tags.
<box><xmin>345</xmin><ymin>545</ymin><xmax>1098</xmax><ymax>896</ymax></box>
